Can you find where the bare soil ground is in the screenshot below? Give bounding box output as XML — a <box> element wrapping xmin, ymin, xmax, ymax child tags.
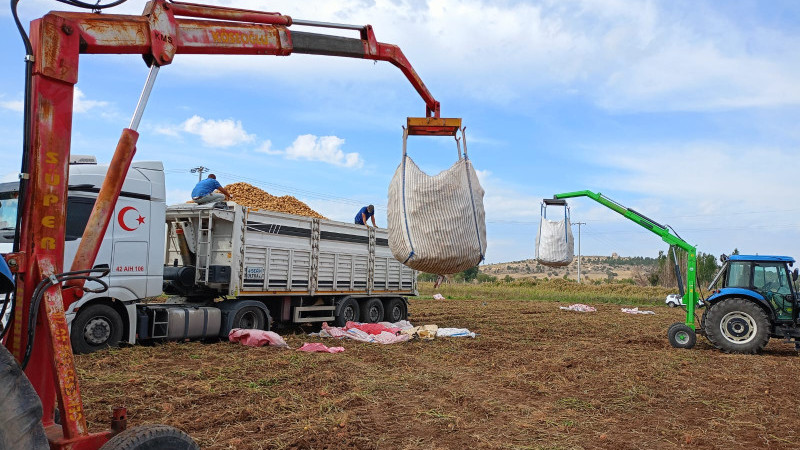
<box><xmin>77</xmin><ymin>297</ymin><xmax>800</xmax><ymax>449</ymax></box>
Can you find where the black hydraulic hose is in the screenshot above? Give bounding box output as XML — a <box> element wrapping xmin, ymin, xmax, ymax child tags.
<box><xmin>11</xmin><ymin>0</ymin><xmax>33</xmax><ymax>255</ymax></box>
<box><xmin>0</xmin><ymin>292</ymin><xmax>11</xmax><ymax>341</ymax></box>
<box><xmin>21</xmin><ymin>269</ymin><xmax>109</xmax><ymax>369</ymax></box>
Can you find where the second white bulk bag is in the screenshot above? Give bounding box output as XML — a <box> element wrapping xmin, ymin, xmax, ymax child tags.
<box><xmin>388</xmin><ymin>128</ymin><xmax>486</xmax><ymax>275</ymax></box>
<box><xmin>535</xmin><ymin>202</ymin><xmax>574</xmax><ymax>266</ymax></box>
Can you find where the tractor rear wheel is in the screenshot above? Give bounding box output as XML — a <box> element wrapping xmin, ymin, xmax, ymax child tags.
<box><xmin>100</xmin><ymin>425</ymin><xmax>198</xmax><ymax>450</ymax></box>
<box><xmin>705</xmin><ymin>298</ymin><xmax>770</xmax><ymax>354</ymax></box>
<box><xmin>0</xmin><ymin>344</ymin><xmax>48</xmax><ymax>449</ymax></box>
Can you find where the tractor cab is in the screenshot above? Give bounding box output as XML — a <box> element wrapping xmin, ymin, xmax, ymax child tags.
<box><xmin>704</xmin><ymin>255</ymin><xmax>800</xmax><ymax>353</ymax></box>
<box><xmin>707</xmin><ymin>255</ymin><xmax>799</xmax><ymax>322</ymax></box>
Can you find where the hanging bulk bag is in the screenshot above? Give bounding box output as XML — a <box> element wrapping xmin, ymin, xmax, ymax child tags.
<box><xmin>388</xmin><ymin>128</ymin><xmax>486</xmax><ymax>275</ymax></box>
<box><xmin>535</xmin><ymin>200</ymin><xmax>574</xmax><ymax>266</ymax></box>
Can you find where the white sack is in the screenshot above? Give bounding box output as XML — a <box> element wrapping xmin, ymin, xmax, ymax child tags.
<box><xmin>388</xmin><ymin>156</ymin><xmax>486</xmax><ymax>275</ymax></box>
<box><xmin>536</xmin><ymin>218</ymin><xmax>574</xmax><ymax>266</ymax></box>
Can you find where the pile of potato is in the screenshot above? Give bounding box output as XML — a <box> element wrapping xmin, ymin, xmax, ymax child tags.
<box><xmin>224</xmin><ymin>182</ymin><xmax>327</xmax><ymax>219</ymax></box>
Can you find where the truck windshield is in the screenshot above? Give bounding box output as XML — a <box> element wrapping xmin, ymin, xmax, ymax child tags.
<box><xmin>0</xmin><ymin>187</ymin><xmax>18</xmax><ymax>244</ymax></box>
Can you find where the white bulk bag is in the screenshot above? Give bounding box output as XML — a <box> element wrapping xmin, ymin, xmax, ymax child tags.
<box><xmin>388</xmin><ymin>129</ymin><xmax>486</xmax><ymax>275</ymax></box>
<box><xmin>535</xmin><ymin>205</ymin><xmax>574</xmax><ymax>267</ymax></box>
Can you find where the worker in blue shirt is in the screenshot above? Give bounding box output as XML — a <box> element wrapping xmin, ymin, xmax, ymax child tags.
<box><xmin>355</xmin><ymin>205</ymin><xmax>376</xmax><ymax>227</ymax></box>
<box><xmin>191</xmin><ymin>174</ymin><xmax>232</xmax><ymax>204</ymax></box>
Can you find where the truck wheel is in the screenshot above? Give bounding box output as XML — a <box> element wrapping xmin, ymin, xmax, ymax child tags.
<box><xmin>71</xmin><ymin>304</ymin><xmax>124</xmax><ymax>355</ymax></box>
<box><xmin>232</xmin><ymin>306</ymin><xmax>267</xmax><ymax>331</ymax></box>
<box><xmin>334</xmin><ymin>297</ymin><xmax>359</xmax><ymax>327</ymax></box>
<box><xmin>705</xmin><ymin>298</ymin><xmax>770</xmax><ymax>354</ymax></box>
<box><xmin>0</xmin><ymin>344</ymin><xmax>48</xmax><ymax>449</ymax></box>
<box><xmin>100</xmin><ymin>424</ymin><xmax>198</xmax><ymax>450</ymax></box>
<box><xmin>383</xmin><ymin>298</ymin><xmax>406</xmax><ymax>323</ymax></box>
<box><xmin>667</xmin><ymin>323</ymin><xmax>696</xmax><ymax>349</ymax></box>
<box><xmin>359</xmin><ymin>298</ymin><xmax>384</xmax><ymax>324</ymax></box>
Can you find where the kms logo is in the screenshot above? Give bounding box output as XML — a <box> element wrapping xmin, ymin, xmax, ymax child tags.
<box><xmin>153</xmin><ymin>30</ymin><xmax>173</xmax><ymax>44</ymax></box>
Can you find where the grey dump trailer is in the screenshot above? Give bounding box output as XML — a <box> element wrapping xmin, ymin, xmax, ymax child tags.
<box><xmin>152</xmin><ymin>202</ymin><xmax>416</xmax><ymax>339</ymax></box>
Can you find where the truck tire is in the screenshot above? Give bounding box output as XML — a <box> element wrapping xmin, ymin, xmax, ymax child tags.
<box><xmin>359</xmin><ymin>298</ymin><xmax>384</xmax><ymax>323</ymax></box>
<box><xmin>71</xmin><ymin>304</ymin><xmax>124</xmax><ymax>355</ymax></box>
<box><xmin>383</xmin><ymin>297</ymin><xmax>406</xmax><ymax>323</ymax></box>
<box><xmin>705</xmin><ymin>298</ymin><xmax>770</xmax><ymax>354</ymax></box>
<box><xmin>231</xmin><ymin>306</ymin><xmax>267</xmax><ymax>331</ymax></box>
<box><xmin>100</xmin><ymin>425</ymin><xmax>198</xmax><ymax>450</ymax></box>
<box><xmin>334</xmin><ymin>297</ymin><xmax>359</xmax><ymax>327</ymax></box>
<box><xmin>0</xmin><ymin>344</ymin><xmax>48</xmax><ymax>449</ymax></box>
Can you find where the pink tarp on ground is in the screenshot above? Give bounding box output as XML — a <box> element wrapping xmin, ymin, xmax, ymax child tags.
<box><xmin>229</xmin><ymin>329</ymin><xmax>289</xmax><ymax>348</ymax></box>
<box><xmin>297</xmin><ymin>342</ymin><xmax>345</xmax><ymax>353</ymax></box>
<box><xmin>344</xmin><ymin>321</ymin><xmax>401</xmax><ymax>335</ymax></box>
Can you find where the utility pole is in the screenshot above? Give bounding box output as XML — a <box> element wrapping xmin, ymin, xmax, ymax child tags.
<box><xmin>573</xmin><ymin>222</ymin><xmax>586</xmax><ymax>283</ymax></box>
<box><xmin>190</xmin><ymin>166</ymin><xmax>209</xmax><ymax>182</ymax></box>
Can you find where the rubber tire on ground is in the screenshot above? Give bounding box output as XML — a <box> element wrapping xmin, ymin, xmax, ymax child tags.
<box><xmin>334</xmin><ymin>297</ymin><xmax>359</xmax><ymax>327</ymax></box>
<box><xmin>705</xmin><ymin>297</ymin><xmax>770</xmax><ymax>354</ymax></box>
<box><xmin>232</xmin><ymin>306</ymin><xmax>267</xmax><ymax>331</ymax></box>
<box><xmin>359</xmin><ymin>298</ymin><xmax>384</xmax><ymax>323</ymax></box>
<box><xmin>667</xmin><ymin>322</ymin><xmax>696</xmax><ymax>349</ymax></box>
<box><xmin>100</xmin><ymin>425</ymin><xmax>198</xmax><ymax>450</ymax></box>
<box><xmin>383</xmin><ymin>297</ymin><xmax>407</xmax><ymax>323</ymax></box>
<box><xmin>0</xmin><ymin>344</ymin><xmax>48</xmax><ymax>449</ymax></box>
<box><xmin>71</xmin><ymin>303</ymin><xmax>124</xmax><ymax>355</ymax></box>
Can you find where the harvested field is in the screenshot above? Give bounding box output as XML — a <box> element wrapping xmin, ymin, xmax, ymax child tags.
<box><xmin>225</xmin><ymin>182</ymin><xmax>326</xmax><ymax>219</ymax></box>
<box><xmin>77</xmin><ymin>288</ymin><xmax>800</xmax><ymax>449</ymax></box>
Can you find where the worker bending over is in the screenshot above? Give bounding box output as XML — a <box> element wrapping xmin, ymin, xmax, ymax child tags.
<box><xmin>192</xmin><ymin>174</ymin><xmax>232</xmax><ymax>204</ymax></box>
<box><xmin>355</xmin><ymin>205</ymin><xmax>376</xmax><ymax>227</ymax></box>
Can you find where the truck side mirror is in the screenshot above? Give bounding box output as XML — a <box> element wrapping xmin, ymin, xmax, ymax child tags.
<box><xmin>0</xmin><ymin>257</ymin><xmax>14</xmax><ymax>294</ymax></box>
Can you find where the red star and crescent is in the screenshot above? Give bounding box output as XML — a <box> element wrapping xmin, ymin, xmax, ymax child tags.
<box><xmin>117</xmin><ymin>206</ymin><xmax>145</xmax><ymax>231</ymax></box>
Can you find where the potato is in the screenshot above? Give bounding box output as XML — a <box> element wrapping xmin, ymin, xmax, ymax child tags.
<box><xmin>223</xmin><ymin>182</ymin><xmax>327</xmax><ymax>219</ymax></box>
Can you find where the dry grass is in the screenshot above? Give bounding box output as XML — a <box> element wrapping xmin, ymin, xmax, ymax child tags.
<box><xmin>76</xmin><ymin>290</ymin><xmax>800</xmax><ymax>449</ymax></box>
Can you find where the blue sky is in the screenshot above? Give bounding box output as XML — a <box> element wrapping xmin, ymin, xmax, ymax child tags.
<box><xmin>2</xmin><ymin>0</ymin><xmax>800</xmax><ymax>264</ymax></box>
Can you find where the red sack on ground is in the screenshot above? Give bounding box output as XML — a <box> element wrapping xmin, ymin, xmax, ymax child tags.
<box><xmin>344</xmin><ymin>321</ymin><xmax>400</xmax><ymax>335</ymax></box>
<box><xmin>297</xmin><ymin>342</ymin><xmax>345</xmax><ymax>353</ymax></box>
<box><xmin>229</xmin><ymin>329</ymin><xmax>288</xmax><ymax>348</ymax></box>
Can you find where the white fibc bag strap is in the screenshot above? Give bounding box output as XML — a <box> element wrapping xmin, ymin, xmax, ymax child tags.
<box><xmin>389</xmin><ymin>127</ymin><xmax>486</xmax><ymax>275</ymax></box>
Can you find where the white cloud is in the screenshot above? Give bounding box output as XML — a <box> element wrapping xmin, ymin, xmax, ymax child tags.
<box><xmin>0</xmin><ymin>99</ymin><xmax>22</xmax><ymax>112</ymax></box>
<box><xmin>255</xmin><ymin>140</ymin><xmax>282</xmax><ymax>155</ymax></box>
<box><xmin>281</xmin><ymin>134</ymin><xmax>363</xmax><ymax>168</ymax></box>
<box><xmin>73</xmin><ymin>88</ymin><xmax>109</xmax><ymax>113</ymax></box>
<box><xmin>180</xmin><ymin>115</ymin><xmax>255</xmax><ymax>148</ymax></box>
<box><xmin>159</xmin><ymin>0</ymin><xmax>800</xmax><ymax>113</ymax></box>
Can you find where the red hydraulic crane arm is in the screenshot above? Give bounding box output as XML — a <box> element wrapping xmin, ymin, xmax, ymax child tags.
<box><xmin>45</xmin><ymin>0</ymin><xmax>441</xmax><ymax>117</ymax></box>
<box><xmin>8</xmin><ymin>1</ymin><xmax>452</xmax><ymax>448</ymax></box>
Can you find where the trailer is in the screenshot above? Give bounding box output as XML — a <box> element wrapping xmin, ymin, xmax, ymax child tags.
<box><xmin>1</xmin><ymin>159</ymin><xmax>415</xmax><ymax>354</ymax></box>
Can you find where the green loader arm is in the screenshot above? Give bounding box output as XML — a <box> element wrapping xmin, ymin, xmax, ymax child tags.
<box><xmin>553</xmin><ymin>190</ymin><xmax>699</xmax><ymax>330</ymax></box>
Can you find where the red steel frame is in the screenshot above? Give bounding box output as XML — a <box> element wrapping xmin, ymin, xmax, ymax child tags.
<box><xmin>4</xmin><ymin>1</ymin><xmax>453</xmax><ymax>448</ymax></box>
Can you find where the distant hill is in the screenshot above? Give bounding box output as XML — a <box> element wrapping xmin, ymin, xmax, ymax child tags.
<box><xmin>481</xmin><ymin>254</ymin><xmax>658</xmax><ymax>283</ymax></box>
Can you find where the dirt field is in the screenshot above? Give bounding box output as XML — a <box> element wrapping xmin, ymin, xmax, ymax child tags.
<box><xmin>77</xmin><ymin>296</ymin><xmax>800</xmax><ymax>449</ymax></box>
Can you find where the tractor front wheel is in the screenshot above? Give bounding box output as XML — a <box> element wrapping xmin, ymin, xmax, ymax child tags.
<box><xmin>667</xmin><ymin>323</ymin><xmax>696</xmax><ymax>349</ymax></box>
<box><xmin>705</xmin><ymin>298</ymin><xmax>770</xmax><ymax>354</ymax></box>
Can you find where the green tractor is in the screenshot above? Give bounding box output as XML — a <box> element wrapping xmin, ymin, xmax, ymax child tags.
<box><xmin>552</xmin><ymin>190</ymin><xmax>800</xmax><ymax>353</ymax></box>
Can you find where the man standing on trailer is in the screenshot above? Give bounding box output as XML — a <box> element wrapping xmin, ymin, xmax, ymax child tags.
<box><xmin>191</xmin><ymin>174</ymin><xmax>232</xmax><ymax>204</ymax></box>
<box><xmin>355</xmin><ymin>204</ymin><xmax>376</xmax><ymax>227</ymax></box>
